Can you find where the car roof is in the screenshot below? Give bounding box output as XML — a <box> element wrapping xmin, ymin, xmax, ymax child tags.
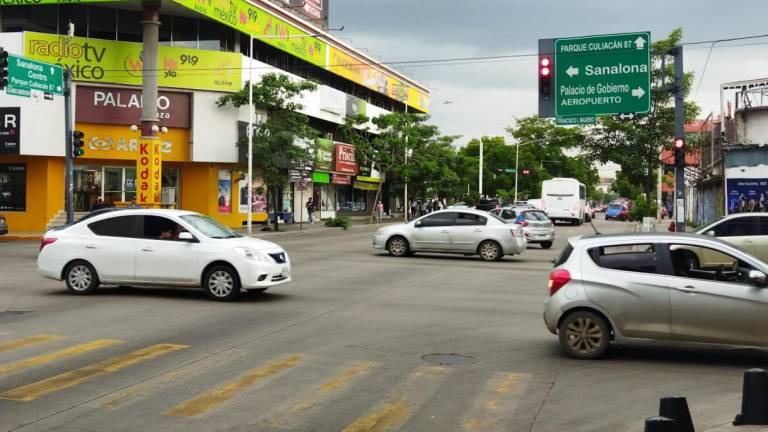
<box><xmin>716</xmin><ymin>213</ymin><xmax>767</xmax><ymax>219</ymax></box>
<box><xmin>572</xmin><ymin>232</ymin><xmax>735</xmax><ymax>247</ymax></box>
<box><xmin>430</xmin><ymin>208</ymin><xmax>494</xmax><ymax>216</ymax></box>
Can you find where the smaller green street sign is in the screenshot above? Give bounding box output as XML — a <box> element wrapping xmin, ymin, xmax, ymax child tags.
<box><xmin>7</xmin><ymin>54</ymin><xmax>63</xmax><ymax>97</ymax></box>
<box><xmin>555</xmin><ymin>32</ymin><xmax>650</xmax><ymax>118</ymax></box>
<box><xmin>556</xmin><ymin>115</ymin><xmax>596</xmax><ymax>126</ymax></box>
<box><xmin>504</xmin><ymin>168</ymin><xmax>517</xmax><ymax>173</ymax></box>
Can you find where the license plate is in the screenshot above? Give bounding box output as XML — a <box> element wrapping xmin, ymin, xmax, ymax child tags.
<box><xmin>281</xmin><ymin>267</ymin><xmax>290</xmax><ymax>277</ymax></box>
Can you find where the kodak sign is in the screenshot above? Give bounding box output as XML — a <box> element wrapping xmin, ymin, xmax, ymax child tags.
<box><xmin>137</xmin><ymin>137</ymin><xmax>162</xmax><ymax>207</ymax></box>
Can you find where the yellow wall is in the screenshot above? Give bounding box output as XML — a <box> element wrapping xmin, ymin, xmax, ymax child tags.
<box><xmin>0</xmin><ymin>156</ymin><xmax>64</xmax><ymax>233</ymax></box>
<box><xmin>179</xmin><ymin>163</ymin><xmax>267</xmax><ymax>229</ymax></box>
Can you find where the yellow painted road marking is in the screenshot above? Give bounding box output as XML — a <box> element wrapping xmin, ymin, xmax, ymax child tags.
<box><xmin>0</xmin><ymin>339</ymin><xmax>121</xmax><ymax>377</ymax></box>
<box><xmin>164</xmin><ymin>354</ymin><xmax>302</xmax><ymax>417</ymax></box>
<box><xmin>462</xmin><ymin>372</ymin><xmax>530</xmax><ymax>431</ymax></box>
<box><xmin>342</xmin><ymin>366</ymin><xmax>447</xmax><ymax>432</ymax></box>
<box><xmin>269</xmin><ymin>362</ymin><xmax>377</xmax><ymax>428</ymax></box>
<box><xmin>0</xmin><ymin>343</ymin><xmax>188</xmax><ymax>401</ymax></box>
<box><xmin>0</xmin><ymin>335</ymin><xmax>65</xmax><ymax>354</ymax></box>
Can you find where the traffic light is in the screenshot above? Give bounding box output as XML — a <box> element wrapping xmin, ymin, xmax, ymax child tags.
<box><xmin>522</xmin><ymin>168</ymin><xmax>531</xmax><ymax>176</ymax></box>
<box><xmin>673</xmin><ymin>137</ymin><xmax>684</xmax><ymax>167</ymax></box>
<box><xmin>0</xmin><ymin>48</ymin><xmax>8</xmax><ymax>91</ymax></box>
<box><xmin>72</xmin><ymin>130</ymin><xmax>85</xmax><ymax>158</ymax></box>
<box><xmin>539</xmin><ymin>56</ymin><xmax>552</xmax><ymax>97</ymax></box>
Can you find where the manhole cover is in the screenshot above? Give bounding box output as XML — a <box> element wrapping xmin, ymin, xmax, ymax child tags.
<box><xmin>421</xmin><ymin>353</ymin><xmax>477</xmax><ymax>366</ymax></box>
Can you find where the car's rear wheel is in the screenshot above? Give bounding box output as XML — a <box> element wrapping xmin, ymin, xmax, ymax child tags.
<box><xmin>387</xmin><ymin>236</ymin><xmax>410</xmax><ymax>257</ymax></box>
<box><xmin>203</xmin><ymin>265</ymin><xmax>241</xmax><ymax>301</ymax></box>
<box><xmin>478</xmin><ymin>240</ymin><xmax>503</xmax><ymax>261</ymax></box>
<box><xmin>558</xmin><ymin>311</ymin><xmax>610</xmax><ymax>359</ymax></box>
<box><xmin>541</xmin><ymin>241</ymin><xmax>553</xmax><ymax>249</ymax></box>
<box><xmin>64</xmin><ymin>260</ymin><xmax>99</xmax><ymax>295</ymax></box>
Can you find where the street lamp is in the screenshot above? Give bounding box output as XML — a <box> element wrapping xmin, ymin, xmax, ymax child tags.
<box><xmin>513</xmin><ymin>138</ymin><xmax>547</xmax><ymax>203</ymax></box>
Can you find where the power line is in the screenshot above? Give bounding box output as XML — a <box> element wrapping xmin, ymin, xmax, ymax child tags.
<box><xmin>694</xmin><ymin>42</ymin><xmax>715</xmax><ymax>98</ymax></box>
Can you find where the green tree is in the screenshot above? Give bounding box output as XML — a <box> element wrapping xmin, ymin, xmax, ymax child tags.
<box><xmin>217</xmin><ymin>73</ymin><xmax>317</xmax><ymax>231</ymax></box>
<box><xmin>583</xmin><ymin>28</ymin><xmax>700</xmax><ymax>216</ymax></box>
<box><xmin>611</xmin><ymin>171</ymin><xmax>641</xmax><ymax>199</ymax></box>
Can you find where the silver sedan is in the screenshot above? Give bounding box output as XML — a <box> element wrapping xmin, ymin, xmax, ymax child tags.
<box><xmin>373</xmin><ymin>209</ymin><xmax>526</xmax><ymax>261</ymax></box>
<box><xmin>489</xmin><ymin>207</ymin><xmax>555</xmax><ymax>249</ymax></box>
<box><xmin>543</xmin><ymin>232</ymin><xmax>768</xmax><ymax>359</ymax></box>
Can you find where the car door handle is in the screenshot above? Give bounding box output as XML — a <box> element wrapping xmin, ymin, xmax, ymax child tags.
<box><xmin>674</xmin><ymin>285</ymin><xmax>697</xmax><ymax>293</ymax></box>
<box><xmin>744</xmin><ymin>239</ymin><xmax>754</xmax><ymax>244</ymax></box>
<box><xmin>85</xmin><ymin>244</ymin><xmax>98</xmax><ymax>250</ymax></box>
<box><xmin>473</xmin><ymin>229</ymin><xmax>483</xmax><ymax>232</ymax></box>
<box><xmin>440</xmin><ymin>230</ymin><xmax>450</xmax><ymax>234</ymax></box>
<box><xmin>141</xmin><ymin>247</ymin><xmax>154</xmax><ymax>252</ymax></box>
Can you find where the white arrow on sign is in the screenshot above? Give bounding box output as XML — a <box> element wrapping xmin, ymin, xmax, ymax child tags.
<box><xmin>50</xmin><ymin>66</ymin><xmax>55</xmax><ymax>74</ymax></box>
<box><xmin>634</xmin><ymin>36</ymin><xmax>646</xmax><ymax>50</ymax></box>
<box><xmin>618</xmin><ymin>113</ymin><xmax>635</xmax><ymax>120</ymax></box>
<box><xmin>631</xmin><ymin>87</ymin><xmax>646</xmax><ymax>98</ymax></box>
<box><xmin>566</xmin><ymin>65</ymin><xmax>579</xmax><ymax>78</ymax></box>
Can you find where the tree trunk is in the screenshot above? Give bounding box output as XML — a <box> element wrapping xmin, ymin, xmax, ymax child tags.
<box><xmin>272</xmin><ymin>185</ymin><xmax>280</xmax><ymax>232</ymax></box>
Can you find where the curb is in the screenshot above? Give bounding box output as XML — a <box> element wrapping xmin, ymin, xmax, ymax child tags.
<box><xmin>0</xmin><ymin>235</ymin><xmax>42</xmax><ymax>242</ymax></box>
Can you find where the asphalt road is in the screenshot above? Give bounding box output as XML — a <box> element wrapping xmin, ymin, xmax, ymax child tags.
<box><xmin>0</xmin><ymin>217</ymin><xmax>760</xmax><ymax>432</ymax></box>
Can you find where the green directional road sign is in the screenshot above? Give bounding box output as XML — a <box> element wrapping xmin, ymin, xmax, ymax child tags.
<box><xmin>556</xmin><ymin>115</ymin><xmax>596</xmax><ymax>126</ymax></box>
<box><xmin>504</xmin><ymin>168</ymin><xmax>516</xmax><ymax>174</ymax></box>
<box><xmin>555</xmin><ymin>32</ymin><xmax>650</xmax><ymax>117</ymax></box>
<box><xmin>7</xmin><ymin>54</ymin><xmax>63</xmax><ymax>98</ymax></box>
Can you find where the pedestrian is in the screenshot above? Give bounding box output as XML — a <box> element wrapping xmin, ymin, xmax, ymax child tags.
<box><xmin>127</xmin><ymin>198</ymin><xmax>141</xmax><ymax>209</ymax></box>
<box><xmin>410</xmin><ymin>200</ymin><xmax>417</xmax><ymax>220</ymax></box>
<box><xmin>376</xmin><ymin>200</ymin><xmax>384</xmax><ymax>223</ymax></box>
<box><xmin>306</xmin><ymin>197</ymin><xmax>314</xmax><ymax>224</ymax></box>
<box><xmin>667</xmin><ymin>221</ymin><xmax>676</xmax><ymax>232</ymax></box>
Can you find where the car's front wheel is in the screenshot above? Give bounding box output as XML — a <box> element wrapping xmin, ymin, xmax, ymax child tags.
<box><xmin>558</xmin><ymin>311</ymin><xmax>610</xmax><ymax>359</ymax></box>
<box><xmin>478</xmin><ymin>240</ymin><xmax>503</xmax><ymax>261</ymax></box>
<box><xmin>203</xmin><ymin>265</ymin><xmax>241</xmax><ymax>301</ymax></box>
<box><xmin>387</xmin><ymin>236</ymin><xmax>410</xmax><ymax>257</ymax></box>
<box><xmin>64</xmin><ymin>260</ymin><xmax>99</xmax><ymax>295</ymax></box>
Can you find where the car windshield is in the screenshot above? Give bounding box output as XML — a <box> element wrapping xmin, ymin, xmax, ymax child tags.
<box><xmin>524</xmin><ymin>211</ymin><xmax>549</xmax><ymax>221</ymax></box>
<box><xmin>692</xmin><ymin>217</ymin><xmax>725</xmax><ymax>234</ymax></box>
<box><xmin>180</xmin><ymin>214</ymin><xmax>240</xmax><ymax>239</ymax></box>
<box><xmin>487</xmin><ymin>212</ymin><xmax>508</xmax><ymax>224</ymax></box>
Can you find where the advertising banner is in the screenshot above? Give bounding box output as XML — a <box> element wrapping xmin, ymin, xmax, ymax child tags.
<box><xmin>334</xmin><ymin>142</ymin><xmax>357</xmax><ymax>175</ymax></box>
<box><xmin>0</xmin><ymin>108</ymin><xmax>20</xmax><ymax>155</ymax></box>
<box><xmin>171</xmin><ymin>0</ymin><xmax>326</xmax><ymax>67</ymax></box>
<box><xmin>726</xmin><ymin>178</ymin><xmax>768</xmax><ymax>214</ymax></box>
<box><xmin>218</xmin><ymin>169</ymin><xmax>232</xmax><ymax>213</ymax></box>
<box><xmin>2</xmin><ymin>0</ymin><xmax>114</xmax><ymax>4</ymax></box>
<box><xmin>0</xmin><ymin>163</ymin><xmax>25</xmax><ymax>211</ymax></box>
<box><xmin>76</xmin><ymin>123</ymin><xmax>189</xmax><ymax>162</ymax></box>
<box><xmin>76</xmin><ymin>86</ymin><xmax>191</xmax><ymax>128</ymax></box>
<box><xmin>238</xmin><ymin>178</ymin><xmax>267</xmax><ymax>214</ymax></box>
<box><xmin>331</xmin><ymin>174</ymin><xmax>352</xmax><ymax>185</ymax></box>
<box><xmin>136</xmin><ymin>139</ymin><xmax>162</xmax><ymax>206</ymax></box>
<box><xmin>24</xmin><ymin>32</ymin><xmax>241</xmax><ymax>92</ymax></box>
<box><xmin>345</xmin><ymin>95</ymin><xmax>366</xmax><ymax>118</ymax></box>
<box><xmin>315</xmin><ymin>138</ymin><xmax>333</xmax><ymax>171</ymax></box>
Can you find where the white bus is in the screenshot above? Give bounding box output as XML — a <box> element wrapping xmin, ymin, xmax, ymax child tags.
<box><xmin>541</xmin><ymin>178</ymin><xmax>586</xmax><ymax>225</ymax></box>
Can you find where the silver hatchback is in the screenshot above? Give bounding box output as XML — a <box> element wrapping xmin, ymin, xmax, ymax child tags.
<box><xmin>489</xmin><ymin>207</ymin><xmax>555</xmax><ymax>249</ymax></box>
<box><xmin>543</xmin><ymin>233</ymin><xmax>768</xmax><ymax>359</ymax></box>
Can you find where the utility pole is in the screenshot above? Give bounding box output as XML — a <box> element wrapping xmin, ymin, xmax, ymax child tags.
<box><xmin>64</xmin><ymin>69</ymin><xmax>73</xmax><ymax>224</ymax></box>
<box><xmin>673</xmin><ymin>45</ymin><xmax>685</xmax><ymax>232</ymax></box>
<box><xmin>479</xmin><ymin>140</ymin><xmax>483</xmax><ymax>197</ymax></box>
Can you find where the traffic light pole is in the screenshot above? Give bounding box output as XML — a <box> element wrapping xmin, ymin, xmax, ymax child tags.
<box><xmin>64</xmin><ymin>69</ymin><xmax>74</xmax><ymax>224</ymax></box>
<box><xmin>673</xmin><ymin>46</ymin><xmax>685</xmax><ymax>232</ymax></box>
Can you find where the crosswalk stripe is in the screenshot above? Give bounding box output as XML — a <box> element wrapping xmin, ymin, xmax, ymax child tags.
<box><xmin>0</xmin><ymin>343</ymin><xmax>188</xmax><ymax>402</ymax></box>
<box><xmin>269</xmin><ymin>362</ymin><xmax>377</xmax><ymax>428</ymax></box>
<box><xmin>0</xmin><ymin>339</ymin><xmax>122</xmax><ymax>377</ymax></box>
<box><xmin>462</xmin><ymin>372</ymin><xmax>530</xmax><ymax>431</ymax></box>
<box><xmin>0</xmin><ymin>335</ymin><xmax>65</xmax><ymax>354</ymax></box>
<box><xmin>341</xmin><ymin>366</ymin><xmax>448</xmax><ymax>432</ymax></box>
<box><xmin>164</xmin><ymin>354</ymin><xmax>303</xmax><ymax>417</ymax></box>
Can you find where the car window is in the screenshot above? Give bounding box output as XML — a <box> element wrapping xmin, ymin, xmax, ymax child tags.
<box><xmin>142</xmin><ymin>216</ymin><xmax>187</xmax><ymax>241</ymax></box>
<box><xmin>553</xmin><ymin>243</ymin><xmax>573</xmax><ymax>267</ymax></box>
<box><xmin>759</xmin><ymin>217</ymin><xmax>768</xmax><ymax>236</ymax></box>
<box><xmin>668</xmin><ymin>244</ymin><xmax>757</xmax><ymax>284</ymax></box>
<box><xmin>589</xmin><ymin>243</ymin><xmax>660</xmax><ymax>274</ymax></box>
<box><xmin>180</xmin><ymin>214</ymin><xmax>238</xmax><ymax>238</ymax></box>
<box><xmin>712</xmin><ymin>218</ymin><xmax>757</xmax><ymax>237</ymax></box>
<box><xmin>455</xmin><ymin>213</ymin><xmax>487</xmax><ymax>226</ymax></box>
<box><xmin>501</xmin><ymin>210</ymin><xmax>515</xmax><ymax>220</ymax></box>
<box><xmin>524</xmin><ymin>210</ymin><xmax>549</xmax><ymax>221</ymax></box>
<box><xmin>418</xmin><ymin>212</ymin><xmax>455</xmax><ymax>227</ymax></box>
<box><xmin>88</xmin><ymin>215</ymin><xmax>140</xmax><ymax>238</ymax></box>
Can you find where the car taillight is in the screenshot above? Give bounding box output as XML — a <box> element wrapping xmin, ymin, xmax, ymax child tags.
<box><xmin>548</xmin><ymin>269</ymin><xmax>571</xmax><ymax>296</ymax></box>
<box><xmin>510</xmin><ymin>228</ymin><xmax>522</xmax><ymax>238</ymax></box>
<box><xmin>515</xmin><ymin>220</ymin><xmax>529</xmax><ymax>227</ymax></box>
<box><xmin>40</xmin><ymin>237</ymin><xmax>57</xmax><ymax>251</ymax></box>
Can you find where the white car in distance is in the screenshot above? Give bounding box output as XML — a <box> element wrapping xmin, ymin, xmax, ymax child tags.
<box><xmin>37</xmin><ymin>209</ymin><xmax>291</xmax><ymax>301</ymax></box>
<box><xmin>373</xmin><ymin>209</ymin><xmax>526</xmax><ymax>261</ymax></box>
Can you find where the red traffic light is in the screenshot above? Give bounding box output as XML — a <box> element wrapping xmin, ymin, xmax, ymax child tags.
<box><xmin>673</xmin><ymin>138</ymin><xmax>684</xmax><ymax>149</ymax></box>
<box><xmin>539</xmin><ymin>56</ymin><xmax>552</xmax><ymax>77</ymax></box>
<box><xmin>522</xmin><ymin>168</ymin><xmax>531</xmax><ymax>176</ymax></box>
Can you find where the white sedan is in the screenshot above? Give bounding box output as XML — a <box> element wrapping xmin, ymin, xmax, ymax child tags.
<box><xmin>38</xmin><ymin>209</ymin><xmax>291</xmax><ymax>301</ymax></box>
<box><xmin>373</xmin><ymin>209</ymin><xmax>526</xmax><ymax>261</ymax></box>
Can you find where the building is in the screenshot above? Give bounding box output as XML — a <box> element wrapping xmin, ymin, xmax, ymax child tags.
<box><xmin>0</xmin><ymin>1</ymin><xmax>429</xmax><ymax>233</ymax></box>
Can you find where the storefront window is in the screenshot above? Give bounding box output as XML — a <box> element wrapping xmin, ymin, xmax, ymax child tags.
<box><xmin>3</xmin><ymin>5</ymin><xmax>58</xmax><ymax>34</ymax></box>
<box><xmin>125</xmin><ymin>167</ymin><xmax>136</xmax><ymax>202</ymax></box>
<box><xmin>117</xmin><ymin>10</ymin><xmax>142</xmax><ymax>42</ymax></box>
<box><xmin>58</xmin><ymin>5</ymin><xmax>87</xmax><ymax>37</ymax></box>
<box><xmin>162</xmin><ymin>167</ymin><xmax>179</xmax><ymax>207</ymax></box>
<box><xmin>73</xmin><ymin>166</ymin><xmax>102</xmax><ymax>212</ymax></box>
<box><xmin>172</xmin><ymin>16</ymin><xmax>197</xmax><ymax>48</ymax></box>
<box><xmin>199</xmin><ymin>19</ymin><xmax>233</xmax><ymax>51</ymax></box>
<box><xmin>315</xmin><ymin>183</ymin><xmax>334</xmax><ymax>212</ymax></box>
<box><xmin>103</xmin><ymin>167</ymin><xmax>122</xmax><ymax>206</ymax></box>
<box><xmin>337</xmin><ymin>186</ymin><xmax>367</xmax><ymax>212</ymax></box>
<box><xmin>88</xmin><ymin>7</ymin><xmax>116</xmax><ymax>40</ymax></box>
<box><xmin>0</xmin><ymin>164</ymin><xmax>26</xmax><ymax>212</ymax></box>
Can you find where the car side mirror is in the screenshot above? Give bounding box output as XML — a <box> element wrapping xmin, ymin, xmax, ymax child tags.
<box><xmin>414</xmin><ymin>221</ymin><xmax>422</xmax><ymax>228</ymax></box>
<box><xmin>178</xmin><ymin>232</ymin><xmax>197</xmax><ymax>242</ymax></box>
<box><xmin>749</xmin><ymin>270</ymin><xmax>767</xmax><ymax>287</ymax></box>
<box><xmin>705</xmin><ymin>230</ymin><xmax>715</xmax><ymax>237</ymax></box>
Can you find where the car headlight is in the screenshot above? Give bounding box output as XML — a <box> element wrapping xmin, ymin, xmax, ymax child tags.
<box><xmin>233</xmin><ymin>247</ymin><xmax>271</xmax><ymax>262</ymax></box>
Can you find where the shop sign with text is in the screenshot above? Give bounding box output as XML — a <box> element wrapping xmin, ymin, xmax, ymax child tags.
<box><xmin>24</xmin><ymin>32</ymin><xmax>241</xmax><ymax>92</ymax></box>
<box><xmin>78</xmin><ymin>123</ymin><xmax>189</xmax><ymax>162</ymax></box>
<box><xmin>334</xmin><ymin>142</ymin><xmax>357</xmax><ymax>175</ymax></box>
<box><xmin>137</xmin><ymin>139</ymin><xmax>162</xmax><ymax>206</ymax></box>
<box><xmin>331</xmin><ymin>174</ymin><xmax>351</xmax><ymax>185</ymax></box>
<box><xmin>314</xmin><ymin>138</ymin><xmax>333</xmax><ymax>171</ymax></box>
<box><xmin>0</xmin><ymin>108</ymin><xmax>20</xmax><ymax>155</ymax></box>
<box><xmin>171</xmin><ymin>0</ymin><xmax>326</xmax><ymax>67</ymax></box>
<box><xmin>76</xmin><ymin>86</ymin><xmax>191</xmax><ymax>128</ymax></box>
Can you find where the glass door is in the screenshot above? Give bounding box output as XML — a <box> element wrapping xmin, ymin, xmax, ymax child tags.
<box><xmin>104</xmin><ymin>167</ymin><xmax>123</xmax><ymax>206</ymax></box>
<box><xmin>73</xmin><ymin>166</ymin><xmax>102</xmax><ymax>212</ymax></box>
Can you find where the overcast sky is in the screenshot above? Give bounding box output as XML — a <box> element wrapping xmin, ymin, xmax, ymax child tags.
<box><xmin>330</xmin><ymin>0</ymin><xmax>768</xmax><ymax>147</ymax></box>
